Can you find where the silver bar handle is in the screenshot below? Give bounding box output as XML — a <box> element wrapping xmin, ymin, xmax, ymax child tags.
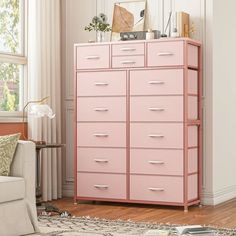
<box><xmin>149</xmin><ymin>134</ymin><xmax>164</xmax><ymax>138</ymax></box>
<box><xmin>93</xmin><ymin>134</ymin><xmax>109</xmax><ymax>137</ymax></box>
<box><xmin>85</xmin><ymin>55</ymin><xmax>100</xmax><ymax>60</ymax></box>
<box><xmin>148</xmin><ymin>81</ymin><xmax>165</xmax><ymax>85</ymax></box>
<box><xmin>121</xmin><ymin>60</ymin><xmax>136</xmax><ymax>65</ymax></box>
<box><xmin>148</xmin><ymin>187</ymin><xmax>164</xmax><ymax>192</ymax></box>
<box><xmin>148</xmin><ymin>160</ymin><xmax>165</xmax><ymax>165</ymax></box>
<box><xmin>94</xmin><ymin>108</ymin><xmax>109</xmax><ymax>112</ymax></box>
<box><xmin>120</xmin><ymin>48</ymin><xmax>136</xmax><ymax>52</ymax></box>
<box><xmin>94</xmin><ymin>159</ymin><xmax>109</xmax><ymax>163</ymax></box>
<box><xmin>94</xmin><ymin>185</ymin><xmax>109</xmax><ymax>189</ymax></box>
<box><xmin>149</xmin><ymin>108</ymin><xmax>165</xmax><ymax>112</ymax></box>
<box><xmin>94</xmin><ymin>82</ymin><xmax>109</xmax><ymax>86</ymax></box>
<box><xmin>158</xmin><ymin>52</ymin><xmax>174</xmax><ymax>56</ymax></box>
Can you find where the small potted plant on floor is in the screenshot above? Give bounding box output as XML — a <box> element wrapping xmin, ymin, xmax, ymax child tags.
<box><xmin>85</xmin><ymin>13</ymin><xmax>111</xmax><ymax>42</ymax></box>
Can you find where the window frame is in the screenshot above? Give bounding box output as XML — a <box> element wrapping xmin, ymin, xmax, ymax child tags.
<box><xmin>0</xmin><ymin>0</ymin><xmax>28</xmax><ymax>121</ymax></box>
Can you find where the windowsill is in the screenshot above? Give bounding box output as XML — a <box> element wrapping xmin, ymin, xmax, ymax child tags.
<box><xmin>0</xmin><ymin>112</ymin><xmax>25</xmax><ymax>123</ymax></box>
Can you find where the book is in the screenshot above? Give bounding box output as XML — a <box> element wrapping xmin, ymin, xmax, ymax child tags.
<box><xmin>175</xmin><ymin>225</ymin><xmax>215</xmax><ymax>235</ymax></box>
<box><xmin>175</xmin><ymin>11</ymin><xmax>190</xmax><ymax>37</ymax></box>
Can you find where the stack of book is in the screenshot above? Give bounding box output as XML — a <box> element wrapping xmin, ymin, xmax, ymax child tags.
<box><xmin>172</xmin><ymin>11</ymin><xmax>190</xmax><ymax>38</ymax></box>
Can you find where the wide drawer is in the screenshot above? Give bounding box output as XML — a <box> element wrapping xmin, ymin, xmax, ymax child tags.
<box><xmin>77</xmin><ymin>148</ymin><xmax>126</xmax><ymax>173</ymax></box>
<box><xmin>130</xmin><ymin>96</ymin><xmax>183</xmax><ymax>122</ymax></box>
<box><xmin>77</xmin><ymin>123</ymin><xmax>126</xmax><ymax>147</ymax></box>
<box><xmin>130</xmin><ymin>175</ymin><xmax>183</xmax><ymax>203</ymax></box>
<box><xmin>112</xmin><ymin>55</ymin><xmax>144</xmax><ymax>68</ymax></box>
<box><xmin>77</xmin><ymin>97</ymin><xmax>126</xmax><ymax>122</ymax></box>
<box><xmin>77</xmin><ymin>173</ymin><xmax>126</xmax><ymax>199</ymax></box>
<box><xmin>130</xmin><ymin>69</ymin><xmax>183</xmax><ymax>95</ymax></box>
<box><xmin>112</xmin><ymin>43</ymin><xmax>145</xmax><ymax>56</ymax></box>
<box><xmin>130</xmin><ymin>123</ymin><xmax>183</xmax><ymax>149</ymax></box>
<box><xmin>147</xmin><ymin>41</ymin><xmax>184</xmax><ymax>67</ymax></box>
<box><xmin>130</xmin><ymin>149</ymin><xmax>183</xmax><ymax>175</ymax></box>
<box><xmin>77</xmin><ymin>71</ymin><xmax>126</xmax><ymax>96</ymax></box>
<box><xmin>76</xmin><ymin>45</ymin><xmax>109</xmax><ymax>69</ymax></box>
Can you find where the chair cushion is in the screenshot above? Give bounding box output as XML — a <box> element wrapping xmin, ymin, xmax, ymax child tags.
<box><xmin>0</xmin><ymin>176</ymin><xmax>25</xmax><ymax>203</ymax></box>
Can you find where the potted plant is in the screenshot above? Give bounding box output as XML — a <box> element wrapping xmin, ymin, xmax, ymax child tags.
<box><xmin>85</xmin><ymin>13</ymin><xmax>111</xmax><ymax>42</ymax></box>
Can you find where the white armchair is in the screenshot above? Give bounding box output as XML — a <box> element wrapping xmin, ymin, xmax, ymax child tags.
<box><xmin>0</xmin><ymin>141</ymin><xmax>39</xmax><ymax>236</ymax></box>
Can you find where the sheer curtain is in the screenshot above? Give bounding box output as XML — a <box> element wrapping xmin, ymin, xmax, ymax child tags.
<box><xmin>28</xmin><ymin>0</ymin><xmax>62</xmax><ymax>201</ymax></box>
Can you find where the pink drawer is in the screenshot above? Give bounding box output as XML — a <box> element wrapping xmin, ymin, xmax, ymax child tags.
<box><xmin>76</xmin><ymin>45</ymin><xmax>109</xmax><ymax>69</ymax></box>
<box><xmin>188</xmin><ymin>70</ymin><xmax>198</xmax><ymax>95</ymax></box>
<box><xmin>112</xmin><ymin>55</ymin><xmax>144</xmax><ymax>68</ymax></box>
<box><xmin>188</xmin><ymin>148</ymin><xmax>198</xmax><ymax>174</ymax></box>
<box><xmin>130</xmin><ymin>69</ymin><xmax>183</xmax><ymax>95</ymax></box>
<box><xmin>77</xmin><ymin>173</ymin><xmax>126</xmax><ymax>199</ymax></box>
<box><xmin>188</xmin><ymin>126</ymin><xmax>198</xmax><ymax>147</ymax></box>
<box><xmin>77</xmin><ymin>97</ymin><xmax>126</xmax><ymax>122</ymax></box>
<box><xmin>131</xmin><ymin>123</ymin><xmax>183</xmax><ymax>149</ymax></box>
<box><xmin>130</xmin><ymin>96</ymin><xmax>183</xmax><ymax>122</ymax></box>
<box><xmin>130</xmin><ymin>149</ymin><xmax>183</xmax><ymax>175</ymax></box>
<box><xmin>188</xmin><ymin>174</ymin><xmax>198</xmax><ymax>201</ymax></box>
<box><xmin>188</xmin><ymin>44</ymin><xmax>198</xmax><ymax>68</ymax></box>
<box><xmin>130</xmin><ymin>175</ymin><xmax>183</xmax><ymax>203</ymax></box>
<box><xmin>188</xmin><ymin>96</ymin><xmax>198</xmax><ymax>120</ymax></box>
<box><xmin>147</xmin><ymin>41</ymin><xmax>184</xmax><ymax>67</ymax></box>
<box><xmin>77</xmin><ymin>123</ymin><xmax>126</xmax><ymax>147</ymax></box>
<box><xmin>112</xmin><ymin>43</ymin><xmax>145</xmax><ymax>56</ymax></box>
<box><xmin>77</xmin><ymin>148</ymin><xmax>126</xmax><ymax>173</ymax></box>
<box><xmin>77</xmin><ymin>71</ymin><xmax>126</xmax><ymax>96</ymax></box>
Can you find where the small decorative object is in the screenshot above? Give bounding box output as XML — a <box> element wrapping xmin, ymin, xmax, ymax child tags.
<box><xmin>146</xmin><ymin>29</ymin><xmax>155</xmax><ymax>40</ymax></box>
<box><xmin>120</xmin><ymin>30</ymin><xmax>160</xmax><ymax>41</ymax></box>
<box><xmin>85</xmin><ymin>13</ymin><xmax>111</xmax><ymax>42</ymax></box>
<box><xmin>171</xmin><ymin>11</ymin><xmax>190</xmax><ymax>38</ymax></box>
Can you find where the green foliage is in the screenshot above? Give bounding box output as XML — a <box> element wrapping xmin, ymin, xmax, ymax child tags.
<box><xmin>0</xmin><ymin>0</ymin><xmax>20</xmax><ymax>111</ymax></box>
<box><xmin>85</xmin><ymin>13</ymin><xmax>111</xmax><ymax>32</ymax></box>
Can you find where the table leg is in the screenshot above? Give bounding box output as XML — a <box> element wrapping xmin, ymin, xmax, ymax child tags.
<box><xmin>36</xmin><ymin>149</ymin><xmax>42</xmax><ymax>205</ymax></box>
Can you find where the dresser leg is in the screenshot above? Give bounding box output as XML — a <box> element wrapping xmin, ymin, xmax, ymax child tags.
<box><xmin>74</xmin><ymin>200</ymin><xmax>78</xmax><ymax>205</ymax></box>
<box><xmin>199</xmin><ymin>203</ymin><xmax>203</xmax><ymax>208</ymax></box>
<box><xmin>184</xmin><ymin>205</ymin><xmax>188</xmax><ymax>212</ymax></box>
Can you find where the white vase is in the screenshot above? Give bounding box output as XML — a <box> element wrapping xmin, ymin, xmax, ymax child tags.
<box><xmin>96</xmin><ymin>31</ymin><xmax>105</xmax><ymax>42</ymax></box>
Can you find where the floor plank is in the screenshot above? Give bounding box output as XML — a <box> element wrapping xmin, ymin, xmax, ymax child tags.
<box><xmin>51</xmin><ymin>198</ymin><xmax>236</xmax><ymax>228</ymax></box>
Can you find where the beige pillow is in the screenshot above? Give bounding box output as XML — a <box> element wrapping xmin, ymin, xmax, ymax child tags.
<box><xmin>0</xmin><ymin>133</ymin><xmax>21</xmax><ymax>176</ymax></box>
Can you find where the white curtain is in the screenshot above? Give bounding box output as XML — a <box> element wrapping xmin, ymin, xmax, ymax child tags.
<box><xmin>28</xmin><ymin>0</ymin><xmax>62</xmax><ymax>201</ymax></box>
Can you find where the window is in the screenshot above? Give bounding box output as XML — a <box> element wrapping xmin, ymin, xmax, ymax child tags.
<box><xmin>0</xmin><ymin>0</ymin><xmax>27</xmax><ymax>113</ymax></box>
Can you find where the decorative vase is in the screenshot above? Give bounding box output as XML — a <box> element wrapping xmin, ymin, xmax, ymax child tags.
<box><xmin>96</xmin><ymin>31</ymin><xmax>105</xmax><ymax>42</ymax></box>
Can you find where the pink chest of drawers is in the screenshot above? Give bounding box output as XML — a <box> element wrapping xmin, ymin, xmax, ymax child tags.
<box><xmin>74</xmin><ymin>38</ymin><xmax>202</xmax><ymax>211</ymax></box>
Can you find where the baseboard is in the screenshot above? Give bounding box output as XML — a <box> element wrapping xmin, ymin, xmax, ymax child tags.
<box><xmin>202</xmin><ymin>185</ymin><xmax>236</xmax><ymax>205</ymax></box>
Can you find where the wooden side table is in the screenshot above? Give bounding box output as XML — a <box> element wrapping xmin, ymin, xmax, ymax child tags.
<box><xmin>36</xmin><ymin>143</ymin><xmax>65</xmax><ymax>205</ymax></box>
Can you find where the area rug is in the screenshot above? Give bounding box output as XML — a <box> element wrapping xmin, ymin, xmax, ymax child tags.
<box><xmin>35</xmin><ymin>216</ymin><xmax>236</xmax><ymax>236</ymax></box>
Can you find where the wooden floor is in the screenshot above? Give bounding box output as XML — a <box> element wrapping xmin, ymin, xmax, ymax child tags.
<box><xmin>52</xmin><ymin>198</ymin><xmax>236</xmax><ymax>229</ymax></box>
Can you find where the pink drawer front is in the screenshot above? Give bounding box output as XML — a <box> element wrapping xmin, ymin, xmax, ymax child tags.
<box><xmin>188</xmin><ymin>70</ymin><xmax>198</xmax><ymax>95</ymax></box>
<box><xmin>77</xmin><ymin>148</ymin><xmax>126</xmax><ymax>173</ymax></box>
<box><xmin>188</xmin><ymin>96</ymin><xmax>198</xmax><ymax>120</ymax></box>
<box><xmin>130</xmin><ymin>175</ymin><xmax>183</xmax><ymax>203</ymax></box>
<box><xmin>77</xmin><ymin>71</ymin><xmax>126</xmax><ymax>96</ymax></box>
<box><xmin>76</xmin><ymin>45</ymin><xmax>109</xmax><ymax>69</ymax></box>
<box><xmin>131</xmin><ymin>123</ymin><xmax>183</xmax><ymax>149</ymax></box>
<box><xmin>112</xmin><ymin>43</ymin><xmax>145</xmax><ymax>56</ymax></box>
<box><xmin>188</xmin><ymin>44</ymin><xmax>198</xmax><ymax>68</ymax></box>
<box><xmin>112</xmin><ymin>55</ymin><xmax>144</xmax><ymax>68</ymax></box>
<box><xmin>77</xmin><ymin>123</ymin><xmax>126</xmax><ymax>147</ymax></box>
<box><xmin>147</xmin><ymin>41</ymin><xmax>184</xmax><ymax>67</ymax></box>
<box><xmin>77</xmin><ymin>97</ymin><xmax>126</xmax><ymax>122</ymax></box>
<box><xmin>130</xmin><ymin>149</ymin><xmax>183</xmax><ymax>175</ymax></box>
<box><xmin>130</xmin><ymin>96</ymin><xmax>183</xmax><ymax>122</ymax></box>
<box><xmin>77</xmin><ymin>173</ymin><xmax>126</xmax><ymax>199</ymax></box>
<box><xmin>130</xmin><ymin>69</ymin><xmax>183</xmax><ymax>95</ymax></box>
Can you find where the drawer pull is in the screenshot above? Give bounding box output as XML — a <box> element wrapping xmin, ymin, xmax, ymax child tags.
<box><xmin>93</xmin><ymin>134</ymin><xmax>109</xmax><ymax>137</ymax></box>
<box><xmin>94</xmin><ymin>108</ymin><xmax>109</xmax><ymax>112</ymax></box>
<box><xmin>94</xmin><ymin>185</ymin><xmax>109</xmax><ymax>189</ymax></box>
<box><xmin>148</xmin><ymin>81</ymin><xmax>165</xmax><ymax>85</ymax></box>
<box><xmin>94</xmin><ymin>82</ymin><xmax>109</xmax><ymax>86</ymax></box>
<box><xmin>148</xmin><ymin>160</ymin><xmax>165</xmax><ymax>165</ymax></box>
<box><xmin>120</xmin><ymin>48</ymin><xmax>136</xmax><ymax>52</ymax></box>
<box><xmin>149</xmin><ymin>108</ymin><xmax>165</xmax><ymax>112</ymax></box>
<box><xmin>158</xmin><ymin>52</ymin><xmax>174</xmax><ymax>56</ymax></box>
<box><xmin>85</xmin><ymin>55</ymin><xmax>100</xmax><ymax>60</ymax></box>
<box><xmin>120</xmin><ymin>60</ymin><xmax>136</xmax><ymax>65</ymax></box>
<box><xmin>94</xmin><ymin>159</ymin><xmax>109</xmax><ymax>163</ymax></box>
<box><xmin>148</xmin><ymin>187</ymin><xmax>164</xmax><ymax>192</ymax></box>
<box><xmin>149</xmin><ymin>134</ymin><xmax>164</xmax><ymax>138</ymax></box>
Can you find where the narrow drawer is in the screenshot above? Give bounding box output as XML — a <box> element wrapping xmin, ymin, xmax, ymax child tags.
<box><xmin>188</xmin><ymin>44</ymin><xmax>198</xmax><ymax>68</ymax></box>
<box><xmin>188</xmin><ymin>96</ymin><xmax>198</xmax><ymax>120</ymax></box>
<box><xmin>77</xmin><ymin>97</ymin><xmax>126</xmax><ymax>122</ymax></box>
<box><xmin>130</xmin><ymin>175</ymin><xmax>183</xmax><ymax>203</ymax></box>
<box><xmin>130</xmin><ymin>69</ymin><xmax>183</xmax><ymax>95</ymax></box>
<box><xmin>76</xmin><ymin>45</ymin><xmax>109</xmax><ymax>69</ymax></box>
<box><xmin>77</xmin><ymin>123</ymin><xmax>126</xmax><ymax>147</ymax></box>
<box><xmin>130</xmin><ymin>149</ymin><xmax>183</xmax><ymax>175</ymax></box>
<box><xmin>77</xmin><ymin>173</ymin><xmax>126</xmax><ymax>199</ymax></box>
<box><xmin>77</xmin><ymin>71</ymin><xmax>126</xmax><ymax>96</ymax></box>
<box><xmin>112</xmin><ymin>55</ymin><xmax>144</xmax><ymax>68</ymax></box>
<box><xmin>147</xmin><ymin>41</ymin><xmax>184</xmax><ymax>67</ymax></box>
<box><xmin>112</xmin><ymin>43</ymin><xmax>145</xmax><ymax>56</ymax></box>
<box><xmin>77</xmin><ymin>148</ymin><xmax>126</xmax><ymax>173</ymax></box>
<box><xmin>130</xmin><ymin>96</ymin><xmax>183</xmax><ymax>122</ymax></box>
<box><xmin>131</xmin><ymin>123</ymin><xmax>183</xmax><ymax>149</ymax></box>
<box><xmin>188</xmin><ymin>70</ymin><xmax>198</xmax><ymax>95</ymax></box>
